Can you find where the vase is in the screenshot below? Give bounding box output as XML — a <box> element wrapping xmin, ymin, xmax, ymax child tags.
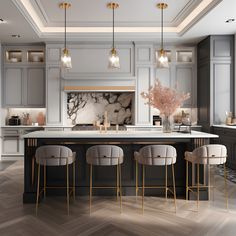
<box><xmin>162</xmin><ymin>115</ymin><xmax>172</xmax><ymax>133</ymax></box>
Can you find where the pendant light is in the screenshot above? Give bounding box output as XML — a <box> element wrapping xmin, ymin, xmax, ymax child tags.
<box><xmin>60</xmin><ymin>2</ymin><xmax>72</xmax><ymax>69</ymax></box>
<box><xmin>156</xmin><ymin>3</ymin><xmax>169</xmax><ymax>68</ymax></box>
<box><xmin>107</xmin><ymin>2</ymin><xmax>120</xmax><ymax>69</ymax></box>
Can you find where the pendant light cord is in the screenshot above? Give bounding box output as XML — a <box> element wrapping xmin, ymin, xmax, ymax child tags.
<box><xmin>64</xmin><ymin>5</ymin><xmax>67</xmax><ymax>50</ymax></box>
<box><xmin>161</xmin><ymin>6</ymin><xmax>163</xmax><ymax>50</ymax></box>
<box><xmin>112</xmin><ymin>6</ymin><xmax>115</xmax><ymax>50</ymax></box>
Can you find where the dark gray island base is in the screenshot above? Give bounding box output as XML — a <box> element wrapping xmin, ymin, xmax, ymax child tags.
<box><xmin>23</xmin><ymin>131</ymin><xmax>218</xmax><ymax>203</ymax></box>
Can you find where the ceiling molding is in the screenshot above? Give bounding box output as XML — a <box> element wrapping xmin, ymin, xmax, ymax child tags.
<box><xmin>30</xmin><ymin>0</ymin><xmax>202</xmax><ymax>28</ymax></box>
<box><xmin>12</xmin><ymin>0</ymin><xmax>223</xmax><ymax>40</ymax></box>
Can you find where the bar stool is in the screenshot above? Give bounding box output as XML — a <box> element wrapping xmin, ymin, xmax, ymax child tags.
<box><xmin>86</xmin><ymin>145</ymin><xmax>124</xmax><ymax>214</ymax></box>
<box><xmin>185</xmin><ymin>144</ymin><xmax>228</xmax><ymax>210</ymax></box>
<box><xmin>35</xmin><ymin>145</ymin><xmax>76</xmax><ymax>215</ymax></box>
<box><xmin>134</xmin><ymin>145</ymin><xmax>177</xmax><ymax>214</ymax></box>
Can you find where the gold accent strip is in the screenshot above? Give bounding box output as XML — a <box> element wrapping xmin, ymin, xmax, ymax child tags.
<box><xmin>64</xmin><ymin>86</ymin><xmax>135</xmax><ymax>91</ymax></box>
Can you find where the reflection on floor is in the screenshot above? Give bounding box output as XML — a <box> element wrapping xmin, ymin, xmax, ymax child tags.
<box><xmin>0</xmin><ymin>161</ymin><xmax>16</xmax><ymax>171</ymax></box>
<box><xmin>0</xmin><ymin>161</ymin><xmax>236</xmax><ymax>236</ymax></box>
<box><xmin>217</xmin><ymin>165</ymin><xmax>236</xmax><ymax>184</ymax></box>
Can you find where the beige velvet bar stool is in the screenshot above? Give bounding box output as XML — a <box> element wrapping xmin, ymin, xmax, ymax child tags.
<box><xmin>185</xmin><ymin>144</ymin><xmax>228</xmax><ymax>210</ymax></box>
<box><xmin>35</xmin><ymin>145</ymin><xmax>76</xmax><ymax>215</ymax></box>
<box><xmin>86</xmin><ymin>145</ymin><xmax>124</xmax><ymax>214</ymax></box>
<box><xmin>134</xmin><ymin>145</ymin><xmax>177</xmax><ymax>214</ymax></box>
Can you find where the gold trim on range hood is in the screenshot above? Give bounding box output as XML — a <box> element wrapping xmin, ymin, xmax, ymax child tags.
<box><xmin>64</xmin><ymin>86</ymin><xmax>135</xmax><ymax>92</ymax></box>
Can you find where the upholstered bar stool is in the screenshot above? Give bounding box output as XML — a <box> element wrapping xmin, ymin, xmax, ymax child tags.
<box><xmin>35</xmin><ymin>145</ymin><xmax>76</xmax><ymax>215</ymax></box>
<box><xmin>185</xmin><ymin>144</ymin><xmax>228</xmax><ymax>210</ymax></box>
<box><xmin>86</xmin><ymin>145</ymin><xmax>124</xmax><ymax>214</ymax></box>
<box><xmin>134</xmin><ymin>145</ymin><xmax>177</xmax><ymax>214</ymax></box>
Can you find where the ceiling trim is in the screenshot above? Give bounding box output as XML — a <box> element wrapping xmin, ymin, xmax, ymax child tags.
<box><xmin>31</xmin><ymin>0</ymin><xmax>201</xmax><ymax>28</ymax></box>
<box><xmin>12</xmin><ymin>0</ymin><xmax>223</xmax><ymax>39</ymax></box>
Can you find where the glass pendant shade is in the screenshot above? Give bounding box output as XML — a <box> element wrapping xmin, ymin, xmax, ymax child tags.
<box><xmin>156</xmin><ymin>49</ymin><xmax>169</xmax><ymax>68</ymax></box>
<box><xmin>61</xmin><ymin>48</ymin><xmax>72</xmax><ymax>69</ymax></box>
<box><xmin>108</xmin><ymin>48</ymin><xmax>120</xmax><ymax>69</ymax></box>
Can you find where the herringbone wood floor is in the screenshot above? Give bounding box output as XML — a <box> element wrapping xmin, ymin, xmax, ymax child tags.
<box><xmin>0</xmin><ymin>161</ymin><xmax>236</xmax><ymax>236</ymax></box>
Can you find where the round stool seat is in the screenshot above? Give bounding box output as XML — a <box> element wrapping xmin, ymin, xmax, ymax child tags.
<box><xmin>185</xmin><ymin>144</ymin><xmax>227</xmax><ymax>165</ymax></box>
<box><xmin>135</xmin><ymin>145</ymin><xmax>177</xmax><ymax>166</ymax></box>
<box><xmin>86</xmin><ymin>145</ymin><xmax>124</xmax><ymax>166</ymax></box>
<box><xmin>35</xmin><ymin>145</ymin><xmax>76</xmax><ymax>166</ymax></box>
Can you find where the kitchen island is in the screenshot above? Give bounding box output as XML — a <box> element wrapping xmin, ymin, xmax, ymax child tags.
<box><xmin>23</xmin><ymin>130</ymin><xmax>218</xmax><ymax>203</ymax></box>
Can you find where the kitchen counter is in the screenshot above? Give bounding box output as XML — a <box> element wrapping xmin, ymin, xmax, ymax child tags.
<box><xmin>24</xmin><ymin>130</ymin><xmax>217</xmax><ymax>139</ymax></box>
<box><xmin>23</xmin><ymin>130</ymin><xmax>217</xmax><ymax>203</ymax></box>
<box><xmin>212</xmin><ymin>124</ymin><xmax>236</xmax><ymax>129</ymax></box>
<box><xmin>2</xmin><ymin>125</ymin><xmax>73</xmax><ymax>128</ymax></box>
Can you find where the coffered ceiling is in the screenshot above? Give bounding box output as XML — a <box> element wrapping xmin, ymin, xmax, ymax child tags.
<box><xmin>0</xmin><ymin>0</ymin><xmax>236</xmax><ymax>44</ymax></box>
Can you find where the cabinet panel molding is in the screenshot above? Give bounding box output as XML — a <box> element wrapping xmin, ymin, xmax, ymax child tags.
<box><xmin>46</xmin><ymin>67</ymin><xmax>62</xmax><ymax>124</ymax></box>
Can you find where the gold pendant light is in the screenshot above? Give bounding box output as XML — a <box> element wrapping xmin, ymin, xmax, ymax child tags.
<box><xmin>60</xmin><ymin>2</ymin><xmax>72</xmax><ymax>69</ymax></box>
<box><xmin>156</xmin><ymin>3</ymin><xmax>169</xmax><ymax>68</ymax></box>
<box><xmin>107</xmin><ymin>2</ymin><xmax>120</xmax><ymax>69</ymax></box>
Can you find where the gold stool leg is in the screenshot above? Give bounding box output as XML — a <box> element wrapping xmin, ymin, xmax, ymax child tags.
<box><xmin>172</xmin><ymin>163</ymin><xmax>177</xmax><ymax>213</ymax></box>
<box><xmin>197</xmin><ymin>163</ymin><xmax>200</xmax><ymax>211</ymax></box>
<box><xmin>165</xmin><ymin>163</ymin><xmax>168</xmax><ymax>201</ymax></box>
<box><xmin>186</xmin><ymin>160</ymin><xmax>188</xmax><ymax>201</ymax></box>
<box><xmin>36</xmin><ymin>163</ymin><xmax>40</xmax><ymax>216</ymax></box>
<box><xmin>116</xmin><ymin>165</ymin><xmax>119</xmax><ymax>201</ymax></box>
<box><xmin>66</xmin><ymin>161</ymin><xmax>69</xmax><ymax>215</ymax></box>
<box><xmin>44</xmin><ymin>160</ymin><xmax>46</xmax><ymax>198</ymax></box>
<box><xmin>89</xmin><ymin>164</ymin><xmax>93</xmax><ymax>215</ymax></box>
<box><xmin>136</xmin><ymin>160</ymin><xmax>138</xmax><ymax>200</ymax></box>
<box><xmin>119</xmin><ymin>163</ymin><xmax>122</xmax><ymax>213</ymax></box>
<box><xmin>224</xmin><ymin>163</ymin><xmax>228</xmax><ymax>210</ymax></box>
<box><xmin>142</xmin><ymin>164</ymin><xmax>145</xmax><ymax>214</ymax></box>
<box><xmin>73</xmin><ymin>161</ymin><xmax>76</xmax><ymax>201</ymax></box>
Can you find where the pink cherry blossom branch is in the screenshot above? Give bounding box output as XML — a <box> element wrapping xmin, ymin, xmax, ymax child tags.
<box><xmin>141</xmin><ymin>80</ymin><xmax>190</xmax><ymax>116</ymax></box>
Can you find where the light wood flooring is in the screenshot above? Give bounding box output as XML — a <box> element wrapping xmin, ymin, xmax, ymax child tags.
<box><xmin>0</xmin><ymin>161</ymin><xmax>236</xmax><ymax>236</ymax></box>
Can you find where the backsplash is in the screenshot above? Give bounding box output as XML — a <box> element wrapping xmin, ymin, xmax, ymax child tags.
<box><xmin>67</xmin><ymin>92</ymin><xmax>134</xmax><ymax>125</ymax></box>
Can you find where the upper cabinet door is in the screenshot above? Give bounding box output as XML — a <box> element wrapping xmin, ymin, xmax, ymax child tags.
<box><xmin>175</xmin><ymin>65</ymin><xmax>195</xmax><ymax>108</ymax></box>
<box><xmin>26</xmin><ymin>68</ymin><xmax>45</xmax><ymax>107</ymax></box>
<box><xmin>4</xmin><ymin>68</ymin><xmax>23</xmax><ymax>107</ymax></box>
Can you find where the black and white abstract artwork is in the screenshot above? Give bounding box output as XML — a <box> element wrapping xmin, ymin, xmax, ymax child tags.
<box><xmin>67</xmin><ymin>92</ymin><xmax>134</xmax><ymax>125</ymax></box>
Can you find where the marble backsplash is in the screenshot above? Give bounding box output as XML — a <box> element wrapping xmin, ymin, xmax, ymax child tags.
<box><xmin>67</xmin><ymin>92</ymin><xmax>134</xmax><ymax>125</ymax></box>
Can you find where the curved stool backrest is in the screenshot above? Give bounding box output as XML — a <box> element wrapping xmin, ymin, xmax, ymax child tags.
<box><xmin>86</xmin><ymin>145</ymin><xmax>124</xmax><ymax>166</ymax></box>
<box><xmin>192</xmin><ymin>144</ymin><xmax>227</xmax><ymax>165</ymax></box>
<box><xmin>35</xmin><ymin>145</ymin><xmax>74</xmax><ymax>166</ymax></box>
<box><xmin>136</xmin><ymin>145</ymin><xmax>177</xmax><ymax>166</ymax></box>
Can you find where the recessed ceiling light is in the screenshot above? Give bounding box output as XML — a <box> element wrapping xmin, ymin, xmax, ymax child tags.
<box><xmin>225</xmin><ymin>18</ymin><xmax>235</xmax><ymax>23</ymax></box>
<box><xmin>11</xmin><ymin>34</ymin><xmax>21</xmax><ymax>38</ymax></box>
<box><xmin>0</xmin><ymin>18</ymin><xmax>7</xmax><ymax>24</ymax></box>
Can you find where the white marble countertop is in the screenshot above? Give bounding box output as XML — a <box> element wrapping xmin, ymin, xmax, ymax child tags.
<box><xmin>1</xmin><ymin>125</ymin><xmax>73</xmax><ymax>128</ymax></box>
<box><xmin>213</xmin><ymin>124</ymin><xmax>236</xmax><ymax>129</ymax></box>
<box><xmin>24</xmin><ymin>130</ymin><xmax>218</xmax><ymax>139</ymax></box>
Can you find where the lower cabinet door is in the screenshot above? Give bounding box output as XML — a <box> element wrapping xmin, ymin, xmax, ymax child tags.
<box><xmin>2</xmin><ymin>137</ymin><xmax>19</xmax><ymax>154</ymax></box>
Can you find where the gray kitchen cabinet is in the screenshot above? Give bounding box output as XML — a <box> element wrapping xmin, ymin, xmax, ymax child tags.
<box><xmin>197</xmin><ymin>35</ymin><xmax>234</xmax><ymax>132</ymax></box>
<box><xmin>46</xmin><ymin>67</ymin><xmax>62</xmax><ymax>124</ymax></box>
<box><xmin>1</xmin><ymin>127</ymin><xmax>44</xmax><ymax>160</ymax></box>
<box><xmin>4</xmin><ymin>67</ymin><xmax>23</xmax><ymax>106</ymax></box>
<box><xmin>155</xmin><ymin>47</ymin><xmax>196</xmax><ymax>108</ymax></box>
<box><xmin>26</xmin><ymin>68</ymin><xmax>45</xmax><ymax>106</ymax></box>
<box><xmin>2</xmin><ymin>45</ymin><xmax>45</xmax><ymax>108</ymax></box>
<box><xmin>212</xmin><ymin>127</ymin><xmax>236</xmax><ymax>170</ymax></box>
<box><xmin>3</xmin><ymin>67</ymin><xmax>45</xmax><ymax>107</ymax></box>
